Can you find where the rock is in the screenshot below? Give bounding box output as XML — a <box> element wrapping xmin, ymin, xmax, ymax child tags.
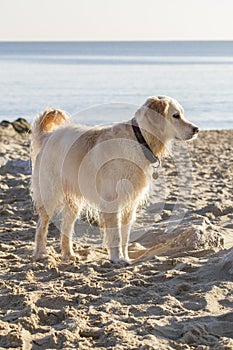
<box><xmin>0</xmin><ymin>159</ymin><xmax>31</xmax><ymax>175</ymax></box>
<box><xmin>0</xmin><ymin>118</ymin><xmax>31</xmax><ymax>134</ymax></box>
<box><xmin>0</xmin><ymin>120</ymin><xmax>17</xmax><ymax>136</ymax></box>
<box><xmin>0</xmin><ymin>120</ymin><xmax>11</xmax><ymax>128</ymax></box>
<box><xmin>12</xmin><ymin>118</ymin><xmax>31</xmax><ymax>134</ymax></box>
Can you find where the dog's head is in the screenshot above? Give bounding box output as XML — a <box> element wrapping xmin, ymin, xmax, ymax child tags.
<box><xmin>136</xmin><ymin>96</ymin><xmax>199</xmax><ymax>142</ymax></box>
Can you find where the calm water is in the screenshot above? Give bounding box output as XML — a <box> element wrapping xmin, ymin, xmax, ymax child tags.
<box><xmin>0</xmin><ymin>41</ymin><xmax>233</xmax><ymax>129</ymax></box>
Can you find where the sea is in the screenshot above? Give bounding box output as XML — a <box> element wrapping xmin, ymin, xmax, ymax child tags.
<box><xmin>0</xmin><ymin>41</ymin><xmax>233</xmax><ymax>130</ymax></box>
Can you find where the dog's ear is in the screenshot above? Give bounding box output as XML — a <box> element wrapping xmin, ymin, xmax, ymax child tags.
<box><xmin>147</xmin><ymin>98</ymin><xmax>169</xmax><ymax>116</ymax></box>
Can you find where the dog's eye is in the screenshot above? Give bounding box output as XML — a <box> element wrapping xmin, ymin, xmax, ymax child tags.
<box><xmin>173</xmin><ymin>113</ymin><xmax>180</xmax><ymax>119</ymax></box>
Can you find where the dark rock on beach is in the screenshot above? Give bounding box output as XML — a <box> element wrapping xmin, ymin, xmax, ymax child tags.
<box><xmin>0</xmin><ymin>118</ymin><xmax>31</xmax><ymax>134</ymax></box>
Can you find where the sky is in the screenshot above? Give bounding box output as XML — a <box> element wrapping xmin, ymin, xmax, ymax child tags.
<box><xmin>0</xmin><ymin>0</ymin><xmax>233</xmax><ymax>41</ymax></box>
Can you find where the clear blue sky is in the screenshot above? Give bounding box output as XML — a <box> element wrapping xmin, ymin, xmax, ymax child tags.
<box><xmin>0</xmin><ymin>0</ymin><xmax>232</xmax><ymax>41</ymax></box>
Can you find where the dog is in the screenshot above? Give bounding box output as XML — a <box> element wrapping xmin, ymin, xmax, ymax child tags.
<box><xmin>31</xmin><ymin>96</ymin><xmax>199</xmax><ymax>264</ymax></box>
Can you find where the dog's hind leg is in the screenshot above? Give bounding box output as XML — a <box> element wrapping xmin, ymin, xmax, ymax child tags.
<box><xmin>33</xmin><ymin>206</ymin><xmax>50</xmax><ymax>260</ymax></box>
<box><xmin>101</xmin><ymin>212</ymin><xmax>129</xmax><ymax>264</ymax></box>
<box><xmin>61</xmin><ymin>202</ymin><xmax>79</xmax><ymax>261</ymax></box>
<box><xmin>121</xmin><ymin>208</ymin><xmax>136</xmax><ymax>263</ymax></box>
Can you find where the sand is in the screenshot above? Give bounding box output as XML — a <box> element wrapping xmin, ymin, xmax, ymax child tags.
<box><xmin>0</xmin><ymin>121</ymin><xmax>233</xmax><ymax>349</ymax></box>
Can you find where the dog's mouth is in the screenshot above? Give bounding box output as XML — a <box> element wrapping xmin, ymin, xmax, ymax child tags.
<box><xmin>175</xmin><ymin>133</ymin><xmax>198</xmax><ymax>141</ymax></box>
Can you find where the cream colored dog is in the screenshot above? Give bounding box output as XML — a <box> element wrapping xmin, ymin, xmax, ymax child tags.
<box><xmin>31</xmin><ymin>96</ymin><xmax>199</xmax><ymax>264</ymax></box>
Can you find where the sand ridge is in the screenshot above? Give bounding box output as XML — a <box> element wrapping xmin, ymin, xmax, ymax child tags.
<box><xmin>0</xmin><ymin>122</ymin><xmax>233</xmax><ymax>349</ymax></box>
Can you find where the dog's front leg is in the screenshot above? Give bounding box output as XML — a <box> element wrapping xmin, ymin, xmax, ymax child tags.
<box><xmin>121</xmin><ymin>208</ymin><xmax>136</xmax><ymax>264</ymax></box>
<box><xmin>101</xmin><ymin>213</ymin><xmax>129</xmax><ymax>264</ymax></box>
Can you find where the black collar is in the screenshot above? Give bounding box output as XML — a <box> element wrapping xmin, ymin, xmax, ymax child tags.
<box><xmin>131</xmin><ymin>117</ymin><xmax>160</xmax><ymax>165</ymax></box>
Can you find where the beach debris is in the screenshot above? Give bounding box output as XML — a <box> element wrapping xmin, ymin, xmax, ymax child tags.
<box><xmin>0</xmin><ymin>159</ymin><xmax>31</xmax><ymax>175</ymax></box>
<box><xmin>0</xmin><ymin>118</ymin><xmax>31</xmax><ymax>134</ymax></box>
<box><xmin>133</xmin><ymin>214</ymin><xmax>224</xmax><ymax>259</ymax></box>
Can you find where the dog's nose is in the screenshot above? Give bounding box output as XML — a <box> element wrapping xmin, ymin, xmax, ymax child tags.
<box><xmin>193</xmin><ymin>126</ymin><xmax>199</xmax><ymax>134</ymax></box>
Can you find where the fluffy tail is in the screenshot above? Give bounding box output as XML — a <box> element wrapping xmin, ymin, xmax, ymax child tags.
<box><xmin>31</xmin><ymin>108</ymin><xmax>70</xmax><ymax>167</ymax></box>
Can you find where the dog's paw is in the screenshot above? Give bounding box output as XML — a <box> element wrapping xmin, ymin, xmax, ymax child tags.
<box><xmin>33</xmin><ymin>252</ymin><xmax>48</xmax><ymax>261</ymax></box>
<box><xmin>62</xmin><ymin>252</ymin><xmax>78</xmax><ymax>262</ymax></box>
<box><xmin>110</xmin><ymin>257</ymin><xmax>132</xmax><ymax>265</ymax></box>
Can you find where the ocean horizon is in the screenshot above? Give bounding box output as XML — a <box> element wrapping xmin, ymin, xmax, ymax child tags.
<box><xmin>0</xmin><ymin>41</ymin><xmax>233</xmax><ymax>130</ymax></box>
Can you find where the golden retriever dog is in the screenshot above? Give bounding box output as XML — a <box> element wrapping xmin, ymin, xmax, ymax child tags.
<box><xmin>31</xmin><ymin>96</ymin><xmax>199</xmax><ymax>264</ymax></box>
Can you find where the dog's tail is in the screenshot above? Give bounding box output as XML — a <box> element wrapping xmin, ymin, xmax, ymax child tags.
<box><xmin>31</xmin><ymin>108</ymin><xmax>70</xmax><ymax>166</ymax></box>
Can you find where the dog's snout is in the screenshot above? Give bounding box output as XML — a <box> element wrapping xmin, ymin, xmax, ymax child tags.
<box><xmin>193</xmin><ymin>126</ymin><xmax>199</xmax><ymax>134</ymax></box>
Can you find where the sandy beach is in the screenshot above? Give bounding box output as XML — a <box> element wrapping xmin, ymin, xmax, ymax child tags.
<box><xmin>0</xmin><ymin>120</ymin><xmax>233</xmax><ymax>349</ymax></box>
